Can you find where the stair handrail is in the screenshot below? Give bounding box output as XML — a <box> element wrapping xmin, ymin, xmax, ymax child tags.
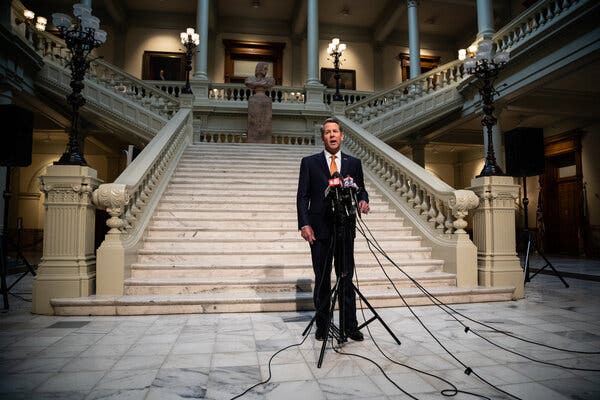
<box><xmin>93</xmin><ymin>108</ymin><xmax>191</xmax><ymax>244</ymax></box>
<box><xmin>338</xmin><ymin>115</ymin><xmax>479</xmax><ymax>237</ymax></box>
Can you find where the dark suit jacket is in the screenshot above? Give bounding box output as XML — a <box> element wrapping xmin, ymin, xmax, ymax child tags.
<box><xmin>297</xmin><ymin>151</ymin><xmax>369</xmax><ymax>240</ymax></box>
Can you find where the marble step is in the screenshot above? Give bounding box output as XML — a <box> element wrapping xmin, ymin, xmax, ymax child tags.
<box><xmin>155</xmin><ymin>199</ymin><xmax>392</xmax><ymax>211</ymax></box>
<box><xmin>130</xmin><ymin>259</ymin><xmax>445</xmax><ymax>279</ymax></box>
<box><xmin>137</xmin><ymin>247</ymin><xmax>432</xmax><ymax>264</ymax></box>
<box><xmin>144</xmin><ymin>227</ymin><xmax>413</xmax><ymax>240</ymax></box>
<box><xmin>140</xmin><ymin>236</ymin><xmax>423</xmax><ymax>252</ymax></box>
<box><xmin>51</xmin><ymin>286</ymin><xmax>516</xmax><ymax>316</ymax></box>
<box><xmin>151</xmin><ymin>209</ymin><xmax>398</xmax><ymax>220</ymax></box>
<box><xmin>123</xmin><ymin>272</ymin><xmax>457</xmax><ymax>295</ymax></box>
<box><xmin>158</xmin><ymin>192</ymin><xmax>386</xmax><ymax>203</ymax></box>
<box><xmin>148</xmin><ymin>217</ymin><xmax>404</xmax><ymax>230</ymax></box>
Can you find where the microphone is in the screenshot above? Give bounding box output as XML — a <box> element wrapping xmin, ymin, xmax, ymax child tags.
<box><xmin>324</xmin><ymin>172</ymin><xmax>342</xmax><ymax>198</ymax></box>
<box><xmin>343</xmin><ymin>176</ymin><xmax>359</xmax><ymax>191</ymax></box>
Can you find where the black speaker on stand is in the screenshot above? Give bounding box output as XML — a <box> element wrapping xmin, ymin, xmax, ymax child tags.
<box><xmin>0</xmin><ymin>105</ymin><xmax>37</xmax><ymax>311</ymax></box>
<box><xmin>505</xmin><ymin>127</ymin><xmax>568</xmax><ymax>287</ymax></box>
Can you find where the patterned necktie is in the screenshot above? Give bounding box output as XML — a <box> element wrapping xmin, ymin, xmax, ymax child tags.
<box><xmin>330</xmin><ymin>155</ymin><xmax>338</xmax><ymax>176</ymax></box>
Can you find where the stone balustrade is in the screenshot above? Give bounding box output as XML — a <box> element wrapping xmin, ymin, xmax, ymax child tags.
<box><xmin>340</xmin><ymin>116</ymin><xmax>479</xmax><ymax>236</ymax></box>
<box><xmin>198</xmin><ymin>130</ymin><xmax>314</xmax><ymax>145</ymax></box>
<box><xmin>493</xmin><ymin>0</ymin><xmax>585</xmax><ymax>55</ymax></box>
<box><xmin>10</xmin><ymin>6</ymin><xmax>179</xmax><ymax>122</ymax></box>
<box><xmin>345</xmin><ymin>60</ymin><xmax>466</xmax><ymax>126</ymax></box>
<box><xmin>323</xmin><ymin>89</ymin><xmax>371</xmax><ymax>106</ymax></box>
<box><xmin>146</xmin><ymin>80</ymin><xmax>186</xmax><ymax>98</ymax></box>
<box><xmin>208</xmin><ymin>83</ymin><xmax>306</xmax><ymax>104</ymax></box>
<box><xmin>93</xmin><ymin>108</ymin><xmax>192</xmax><ymax>295</ymax></box>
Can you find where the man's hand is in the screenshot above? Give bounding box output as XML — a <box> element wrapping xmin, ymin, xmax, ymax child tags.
<box><xmin>358</xmin><ymin>200</ymin><xmax>370</xmax><ymax>214</ymax></box>
<box><xmin>300</xmin><ymin>225</ymin><xmax>316</xmax><ymax>244</ymax></box>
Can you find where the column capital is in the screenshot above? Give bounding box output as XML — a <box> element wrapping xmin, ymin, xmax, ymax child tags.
<box><xmin>406</xmin><ymin>0</ymin><xmax>419</xmax><ymax>7</ymax></box>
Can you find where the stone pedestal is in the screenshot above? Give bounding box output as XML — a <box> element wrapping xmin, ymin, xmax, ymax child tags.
<box><xmin>247</xmin><ymin>88</ymin><xmax>272</xmax><ymax>143</ymax></box>
<box><xmin>304</xmin><ymin>83</ymin><xmax>328</xmax><ymax>112</ymax></box>
<box><xmin>330</xmin><ymin>100</ymin><xmax>346</xmax><ymax>115</ymax></box>
<box><xmin>32</xmin><ymin>165</ymin><xmax>101</xmax><ymax>314</ymax></box>
<box><xmin>469</xmin><ymin>175</ymin><xmax>524</xmax><ymax>299</ymax></box>
<box><xmin>190</xmin><ymin>78</ymin><xmax>211</xmax><ymax>108</ymax></box>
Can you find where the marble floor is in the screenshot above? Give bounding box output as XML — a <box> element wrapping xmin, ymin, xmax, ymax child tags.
<box><xmin>1</xmin><ymin>257</ymin><xmax>600</xmax><ymax>400</ymax></box>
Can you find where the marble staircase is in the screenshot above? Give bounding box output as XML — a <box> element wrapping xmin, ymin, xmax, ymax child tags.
<box><xmin>52</xmin><ymin>142</ymin><xmax>514</xmax><ymax>315</ymax></box>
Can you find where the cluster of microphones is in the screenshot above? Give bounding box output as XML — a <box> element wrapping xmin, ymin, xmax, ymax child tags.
<box><xmin>325</xmin><ymin>172</ymin><xmax>360</xmax><ymax>217</ymax></box>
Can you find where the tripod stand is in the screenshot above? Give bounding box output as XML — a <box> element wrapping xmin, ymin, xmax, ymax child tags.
<box><xmin>302</xmin><ymin>187</ymin><xmax>401</xmax><ymax>368</ymax></box>
<box><xmin>520</xmin><ymin>177</ymin><xmax>568</xmax><ymax>288</ymax></box>
<box><xmin>1</xmin><ymin>167</ymin><xmax>37</xmax><ymax>311</ymax></box>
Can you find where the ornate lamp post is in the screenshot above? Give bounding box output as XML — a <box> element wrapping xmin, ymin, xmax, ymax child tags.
<box><xmin>180</xmin><ymin>28</ymin><xmax>200</xmax><ymax>94</ymax></box>
<box><xmin>52</xmin><ymin>3</ymin><xmax>107</xmax><ymax>166</ymax></box>
<box><xmin>459</xmin><ymin>39</ymin><xmax>509</xmax><ymax>177</ymax></box>
<box><xmin>327</xmin><ymin>38</ymin><xmax>346</xmax><ymax>101</ymax></box>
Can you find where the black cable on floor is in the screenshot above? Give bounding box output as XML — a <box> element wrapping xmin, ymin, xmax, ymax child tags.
<box><xmin>229</xmin><ymin>323</ymin><xmax>312</xmax><ymax>400</ymax></box>
<box><xmin>356</xmin><ymin>217</ymin><xmax>600</xmax><ymax>372</ymax></box>
<box><xmin>352</xmin><ymin>259</ymin><xmax>492</xmax><ymax>400</ymax></box>
<box><xmin>355</xmin><ymin>218</ymin><xmax>523</xmax><ymax>400</ymax></box>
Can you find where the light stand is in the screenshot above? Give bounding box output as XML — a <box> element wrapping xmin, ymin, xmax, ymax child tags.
<box><xmin>180</xmin><ymin>28</ymin><xmax>200</xmax><ymax>94</ymax></box>
<box><xmin>52</xmin><ymin>3</ymin><xmax>107</xmax><ymax>166</ymax></box>
<box><xmin>327</xmin><ymin>38</ymin><xmax>346</xmax><ymax>101</ymax></box>
<box><xmin>520</xmin><ymin>178</ymin><xmax>569</xmax><ymax>287</ymax></box>
<box><xmin>460</xmin><ymin>39</ymin><xmax>509</xmax><ymax>177</ymax></box>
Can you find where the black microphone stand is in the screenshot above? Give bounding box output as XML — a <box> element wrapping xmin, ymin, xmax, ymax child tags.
<box><xmin>303</xmin><ymin>184</ymin><xmax>401</xmax><ymax>368</ymax></box>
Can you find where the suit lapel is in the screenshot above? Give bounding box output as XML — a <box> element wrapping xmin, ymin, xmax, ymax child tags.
<box><xmin>318</xmin><ymin>151</ymin><xmax>329</xmax><ymax>177</ymax></box>
<box><xmin>340</xmin><ymin>152</ymin><xmax>351</xmax><ymax>177</ymax></box>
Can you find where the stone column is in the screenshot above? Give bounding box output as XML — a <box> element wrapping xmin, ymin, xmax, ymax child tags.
<box><xmin>407</xmin><ymin>0</ymin><xmax>421</xmax><ymax>79</ymax></box>
<box><xmin>194</xmin><ymin>0</ymin><xmax>209</xmax><ymax>80</ymax></box>
<box><xmin>304</xmin><ymin>0</ymin><xmax>326</xmax><ymax>110</ymax></box>
<box><xmin>469</xmin><ymin>175</ymin><xmax>524</xmax><ymax>299</ymax></box>
<box><xmin>32</xmin><ymin>165</ymin><xmax>101</xmax><ymax>314</ymax></box>
<box><xmin>191</xmin><ymin>0</ymin><xmax>210</xmax><ymax>106</ymax></box>
<box><xmin>410</xmin><ymin>136</ymin><xmax>426</xmax><ymax>168</ymax></box>
<box><xmin>306</xmin><ymin>0</ymin><xmax>319</xmax><ymax>85</ymax></box>
<box><xmin>476</xmin><ymin>0</ymin><xmax>495</xmax><ymax>40</ymax></box>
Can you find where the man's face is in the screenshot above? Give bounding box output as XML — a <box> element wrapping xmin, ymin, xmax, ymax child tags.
<box><xmin>322</xmin><ymin>122</ymin><xmax>344</xmax><ymax>154</ymax></box>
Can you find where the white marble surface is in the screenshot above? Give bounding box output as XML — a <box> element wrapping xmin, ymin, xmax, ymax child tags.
<box><xmin>2</xmin><ymin>270</ymin><xmax>600</xmax><ymax>399</ymax></box>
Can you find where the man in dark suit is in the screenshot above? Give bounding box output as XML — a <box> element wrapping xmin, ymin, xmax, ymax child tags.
<box><xmin>297</xmin><ymin>117</ymin><xmax>370</xmax><ymax>341</ymax></box>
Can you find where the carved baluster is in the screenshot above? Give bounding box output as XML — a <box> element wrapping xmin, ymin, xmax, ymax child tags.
<box><xmin>449</xmin><ymin>190</ymin><xmax>480</xmax><ymax>234</ymax></box>
<box><xmin>444</xmin><ymin>211</ymin><xmax>454</xmax><ymax>234</ymax></box>
<box><xmin>400</xmin><ymin>177</ymin><xmax>409</xmax><ymax>199</ymax></box>
<box><xmin>420</xmin><ymin>192</ymin><xmax>430</xmax><ymax>218</ymax></box>
<box><xmin>435</xmin><ymin>200</ymin><xmax>446</xmax><ymax>231</ymax></box>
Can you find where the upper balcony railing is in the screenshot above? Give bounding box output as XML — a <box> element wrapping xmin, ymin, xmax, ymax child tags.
<box><xmin>344</xmin><ymin>0</ymin><xmax>592</xmax><ymax>130</ymax></box>
<box><xmin>11</xmin><ymin>0</ymin><xmax>179</xmax><ymax>123</ymax></box>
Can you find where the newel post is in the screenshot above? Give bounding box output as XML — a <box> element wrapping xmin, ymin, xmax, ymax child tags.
<box><xmin>469</xmin><ymin>175</ymin><xmax>524</xmax><ymax>299</ymax></box>
<box><xmin>32</xmin><ymin>165</ymin><xmax>101</xmax><ymax>314</ymax></box>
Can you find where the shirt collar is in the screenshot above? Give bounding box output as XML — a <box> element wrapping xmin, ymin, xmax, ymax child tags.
<box><xmin>324</xmin><ymin>150</ymin><xmax>341</xmax><ymax>159</ymax></box>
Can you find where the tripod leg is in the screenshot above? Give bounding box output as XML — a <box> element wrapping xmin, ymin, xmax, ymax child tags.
<box><xmin>302</xmin><ymin>313</ymin><xmax>317</xmax><ymax>337</ymax></box>
<box><xmin>318</xmin><ymin>277</ymin><xmax>342</xmax><ymax>368</ymax></box>
<box><xmin>1</xmin><ymin>236</ymin><xmax>8</xmax><ymax>310</ymax></box>
<box><xmin>353</xmin><ymin>284</ymin><xmax>401</xmax><ymax>345</ymax></box>
<box><xmin>528</xmin><ymin>240</ymin><xmax>569</xmax><ymax>288</ymax></box>
<box><xmin>524</xmin><ymin>232</ymin><xmax>532</xmax><ymax>283</ymax></box>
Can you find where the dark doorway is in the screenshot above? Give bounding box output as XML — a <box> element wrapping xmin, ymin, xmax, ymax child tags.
<box><xmin>541</xmin><ymin>132</ymin><xmax>585</xmax><ymax>255</ymax></box>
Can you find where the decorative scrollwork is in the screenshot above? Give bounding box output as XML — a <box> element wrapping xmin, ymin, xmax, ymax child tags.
<box><xmin>92</xmin><ymin>183</ymin><xmax>130</xmax><ymax>233</ymax></box>
<box><xmin>448</xmin><ymin>189</ymin><xmax>480</xmax><ymax>233</ymax></box>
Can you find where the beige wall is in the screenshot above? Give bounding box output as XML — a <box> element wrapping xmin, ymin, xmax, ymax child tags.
<box><xmin>123</xmin><ymin>27</ymin><xmax>190</xmax><ymax>79</ymax></box>
<box><xmin>318</xmin><ymin>40</ymin><xmax>374</xmax><ymax>92</ymax></box>
<box><xmin>213</xmin><ymin>33</ymin><xmax>293</xmax><ymax>85</ymax></box>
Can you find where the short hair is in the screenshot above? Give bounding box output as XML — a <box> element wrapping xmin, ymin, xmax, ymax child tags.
<box><xmin>320</xmin><ymin>117</ymin><xmax>343</xmax><ymax>135</ymax></box>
